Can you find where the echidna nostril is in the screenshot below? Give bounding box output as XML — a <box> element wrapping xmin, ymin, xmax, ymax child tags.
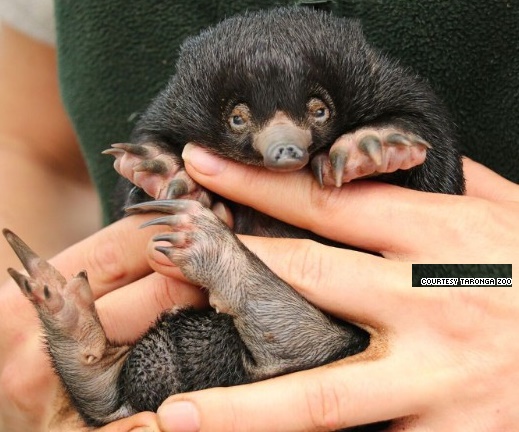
<box><xmin>265</xmin><ymin>142</ymin><xmax>309</xmax><ymax>170</ymax></box>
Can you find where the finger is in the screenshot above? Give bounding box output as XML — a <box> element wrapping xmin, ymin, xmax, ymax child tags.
<box><xmin>463</xmin><ymin>157</ymin><xmax>519</xmax><ymax>201</ymax></box>
<box><xmin>182</xmin><ymin>144</ymin><xmax>477</xmax><ymax>257</ymax></box>
<box><xmin>95</xmin><ymin>411</ymin><xmax>158</xmax><ymax>432</ymax></box>
<box><xmin>49</xmin><ymin>385</ymin><xmax>158</xmax><ymax>432</ymax></box>
<box><xmin>96</xmin><ymin>272</ymin><xmax>207</xmax><ymax>344</ymax></box>
<box><xmin>156</xmin><ymin>354</ymin><xmax>432</xmax><ymax>432</ymax></box>
<box><xmin>43</xmin><ymin>214</ymin><xmax>166</xmax><ymax>298</ymax></box>
<box><xmin>240</xmin><ymin>236</ymin><xmax>410</xmax><ymax>326</ymax></box>
<box><xmin>147</xmin><ymin>233</ymin><xmax>412</xmax><ymax>326</ymax></box>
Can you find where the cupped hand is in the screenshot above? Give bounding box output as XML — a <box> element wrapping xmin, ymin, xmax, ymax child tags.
<box><xmin>0</xmin><ymin>215</ymin><xmax>205</xmax><ymax>432</ymax></box>
<box><xmin>150</xmin><ymin>145</ymin><xmax>519</xmax><ymax>432</ymax></box>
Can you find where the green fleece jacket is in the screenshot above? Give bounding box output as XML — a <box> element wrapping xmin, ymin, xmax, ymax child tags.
<box><xmin>54</xmin><ymin>0</ymin><xmax>518</xmax><ymax>224</ymax></box>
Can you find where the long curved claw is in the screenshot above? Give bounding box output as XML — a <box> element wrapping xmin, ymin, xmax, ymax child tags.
<box><xmin>166</xmin><ymin>179</ymin><xmax>189</xmax><ymax>199</ymax></box>
<box><xmin>386</xmin><ymin>133</ymin><xmax>412</xmax><ymax>147</ymax></box>
<box><xmin>101</xmin><ymin>148</ymin><xmax>125</xmax><ymax>157</ymax></box>
<box><xmin>310</xmin><ymin>154</ymin><xmax>327</xmax><ymax>188</ymax></box>
<box><xmin>386</xmin><ymin>132</ymin><xmax>432</xmax><ymax>149</ymax></box>
<box><xmin>106</xmin><ymin>142</ymin><xmax>151</xmax><ymax>157</ymax></box>
<box><xmin>7</xmin><ymin>267</ymin><xmax>32</xmax><ymax>295</ymax></box>
<box><xmin>3</xmin><ymin>229</ymin><xmax>66</xmax><ymax>286</ymax></box>
<box><xmin>125</xmin><ymin>199</ymin><xmax>191</xmax><ymax>215</ymax></box>
<box><xmin>152</xmin><ymin>233</ymin><xmax>187</xmax><ymax>246</ymax></box>
<box><xmin>411</xmin><ymin>135</ymin><xmax>432</xmax><ymax>149</ymax></box>
<box><xmin>134</xmin><ymin>159</ymin><xmax>169</xmax><ymax>175</ymax></box>
<box><xmin>359</xmin><ymin>136</ymin><xmax>383</xmax><ymax>167</ymax></box>
<box><xmin>152</xmin><ymin>233</ymin><xmax>190</xmax><ymax>258</ymax></box>
<box><xmin>3</xmin><ymin>228</ymin><xmax>39</xmax><ymax>269</ymax></box>
<box><xmin>139</xmin><ymin>215</ymin><xmax>184</xmax><ymax>229</ymax></box>
<box><xmin>330</xmin><ymin>149</ymin><xmax>348</xmax><ymax>188</ymax></box>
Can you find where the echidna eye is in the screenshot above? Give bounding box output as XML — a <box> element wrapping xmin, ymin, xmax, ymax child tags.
<box><xmin>232</xmin><ymin>115</ymin><xmax>245</xmax><ymax>126</ymax></box>
<box><xmin>307</xmin><ymin>97</ymin><xmax>330</xmax><ymax>123</ymax></box>
<box><xmin>314</xmin><ymin>108</ymin><xmax>326</xmax><ymax>118</ymax></box>
<box><xmin>228</xmin><ymin>103</ymin><xmax>251</xmax><ymax>132</ymax></box>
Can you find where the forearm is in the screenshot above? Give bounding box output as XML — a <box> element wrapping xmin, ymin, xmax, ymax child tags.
<box><xmin>0</xmin><ymin>23</ymin><xmax>101</xmax><ymax>283</ymax></box>
<box><xmin>0</xmin><ymin>141</ymin><xmax>100</xmax><ymax>282</ymax></box>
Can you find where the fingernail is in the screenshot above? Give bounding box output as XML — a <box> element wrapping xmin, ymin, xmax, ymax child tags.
<box><xmin>182</xmin><ymin>143</ymin><xmax>227</xmax><ymax>175</ymax></box>
<box><xmin>158</xmin><ymin>401</ymin><xmax>200</xmax><ymax>432</ymax></box>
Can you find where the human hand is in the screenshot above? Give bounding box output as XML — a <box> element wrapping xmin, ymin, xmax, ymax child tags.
<box><xmin>0</xmin><ymin>215</ymin><xmax>206</xmax><ymax>432</ymax></box>
<box><xmin>0</xmin><ymin>23</ymin><xmax>101</xmax><ymax>283</ymax></box>
<box><xmin>151</xmin><ymin>145</ymin><xmax>519</xmax><ymax>431</ymax></box>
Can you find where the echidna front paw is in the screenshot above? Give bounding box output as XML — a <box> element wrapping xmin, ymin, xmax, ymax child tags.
<box><xmin>311</xmin><ymin>127</ymin><xmax>432</xmax><ymax>187</ymax></box>
<box><xmin>104</xmin><ymin>142</ymin><xmax>212</xmax><ymax>206</ymax></box>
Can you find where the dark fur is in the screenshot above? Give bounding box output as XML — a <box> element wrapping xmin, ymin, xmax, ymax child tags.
<box><xmin>132</xmin><ymin>8</ymin><xmax>463</xmax><ymax>195</ymax></box>
<box><xmin>121</xmin><ymin>7</ymin><xmax>464</xmax><ymax>239</ymax></box>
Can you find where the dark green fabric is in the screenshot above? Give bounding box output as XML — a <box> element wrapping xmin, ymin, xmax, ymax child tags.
<box><xmin>55</xmin><ymin>0</ymin><xmax>518</xmax><ymax>225</ymax></box>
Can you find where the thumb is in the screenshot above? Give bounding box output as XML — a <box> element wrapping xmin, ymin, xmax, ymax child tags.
<box><xmin>463</xmin><ymin>157</ymin><xmax>519</xmax><ymax>201</ymax></box>
<box><xmin>95</xmin><ymin>411</ymin><xmax>158</xmax><ymax>431</ymax></box>
<box><xmin>156</xmin><ymin>357</ymin><xmax>417</xmax><ymax>432</ymax></box>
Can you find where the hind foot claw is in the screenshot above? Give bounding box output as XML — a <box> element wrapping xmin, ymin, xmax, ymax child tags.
<box><xmin>3</xmin><ymin>229</ymin><xmax>108</xmax><ymax>364</ymax></box>
<box><xmin>127</xmin><ymin>200</ymin><xmax>232</xmax><ymax>277</ymax></box>
<box><xmin>127</xmin><ymin>199</ymin><xmax>242</xmax><ymax>314</ymax></box>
